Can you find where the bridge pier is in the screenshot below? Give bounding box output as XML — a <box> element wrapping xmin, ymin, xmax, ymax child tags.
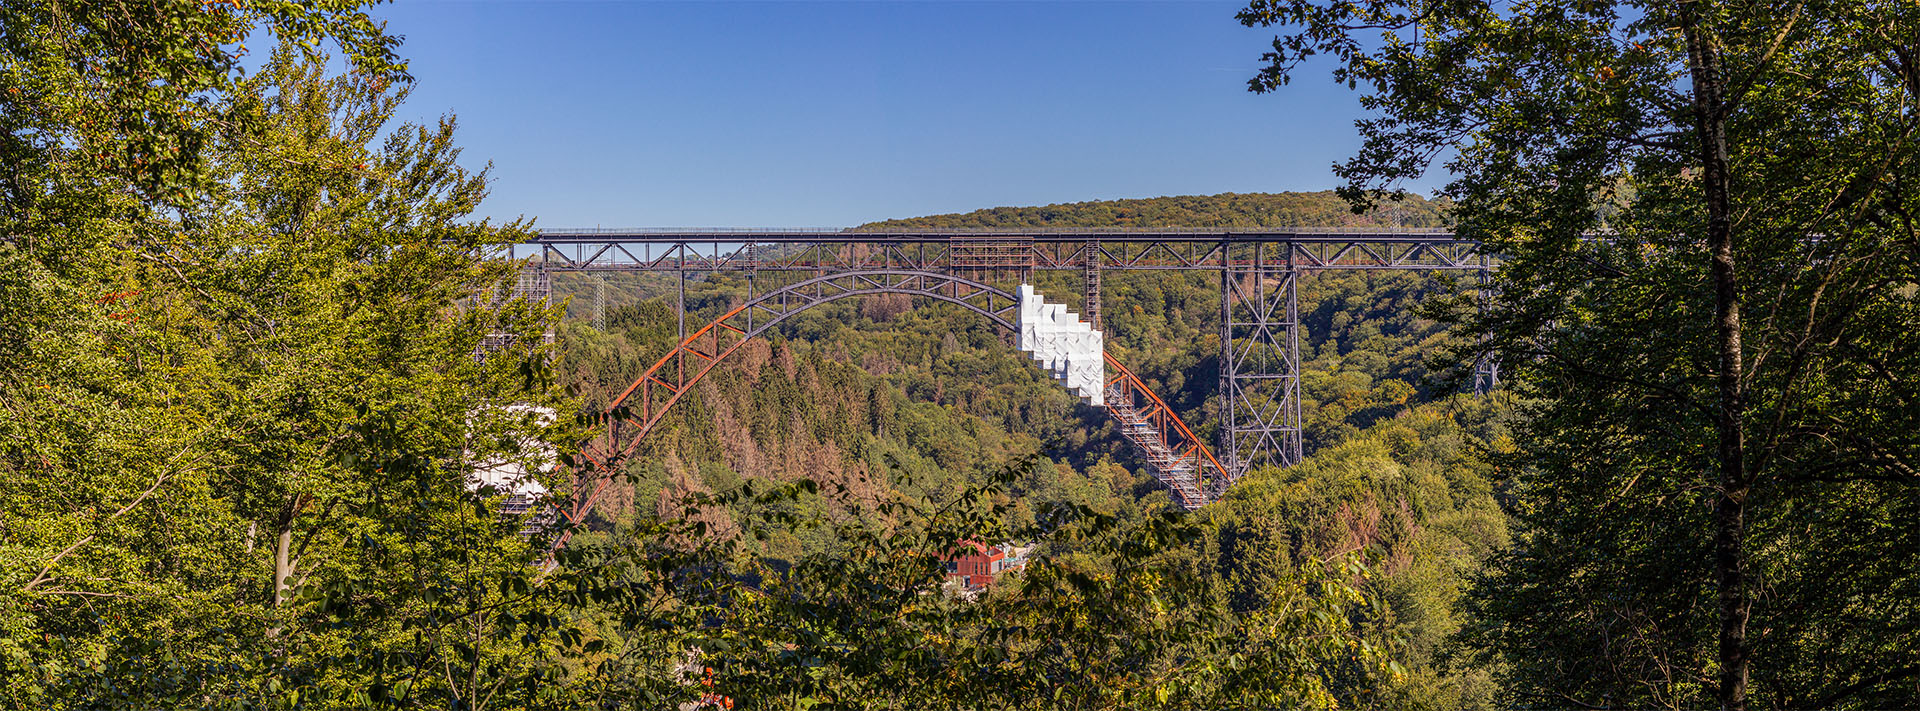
<box><xmin>591</xmin><ymin>272</ymin><xmax>606</xmax><ymax>329</ymax></box>
<box><xmin>1084</xmin><ymin>238</ymin><xmax>1101</xmax><ymax>330</ymax></box>
<box><xmin>1472</xmin><ymin>256</ymin><xmax>1500</xmax><ymax>395</ymax></box>
<box><xmin>745</xmin><ymin>240</ymin><xmax>756</xmax><ymax>332</ymax></box>
<box><xmin>1219</xmin><ymin>240</ymin><xmax>1303</xmax><ymax>479</ymax></box>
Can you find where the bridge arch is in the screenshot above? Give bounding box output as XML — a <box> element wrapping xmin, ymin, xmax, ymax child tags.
<box><xmin>561</xmin><ymin>269</ymin><xmax>1228</xmax><ymax>529</ymax></box>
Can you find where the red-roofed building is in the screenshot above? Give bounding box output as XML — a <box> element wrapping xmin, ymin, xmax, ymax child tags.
<box><xmin>943</xmin><ymin>540</ymin><xmax>1031</xmax><ymax>590</ymax></box>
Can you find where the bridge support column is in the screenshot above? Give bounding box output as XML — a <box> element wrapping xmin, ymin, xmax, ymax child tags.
<box><xmin>1219</xmin><ymin>240</ymin><xmax>1303</xmax><ymax>482</ymax></box>
<box><xmin>676</xmin><ymin>252</ymin><xmax>686</xmax><ymax>344</ymax></box>
<box><xmin>518</xmin><ymin>260</ymin><xmax>552</xmax><ymax>305</ymax></box>
<box><xmin>1472</xmin><ymin>255</ymin><xmax>1500</xmax><ymax>395</ymax></box>
<box><xmin>524</xmin><ymin>261</ymin><xmax>555</xmax><ymax>347</ymax></box>
<box><xmin>1084</xmin><ymin>238</ymin><xmax>1101</xmax><ymax>330</ymax></box>
<box><xmin>592</xmin><ymin>273</ymin><xmax>606</xmax><ymax>330</ymax></box>
<box><xmin>745</xmin><ymin>241</ymin><xmax>756</xmax><ymax>332</ymax></box>
<box><xmin>477</xmin><ymin>260</ymin><xmax>554</xmax><ymax>358</ymax></box>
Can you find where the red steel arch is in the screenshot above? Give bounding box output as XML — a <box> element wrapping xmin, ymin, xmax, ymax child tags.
<box><xmin>557</xmin><ymin>270</ymin><xmax>1230</xmax><ymax>537</ymax></box>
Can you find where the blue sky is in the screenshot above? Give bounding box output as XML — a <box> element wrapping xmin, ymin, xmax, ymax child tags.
<box><xmin>372</xmin><ymin>0</ymin><xmax>1392</xmax><ymax>228</ymax></box>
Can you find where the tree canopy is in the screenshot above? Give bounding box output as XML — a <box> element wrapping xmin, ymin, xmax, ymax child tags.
<box><xmin>7</xmin><ymin>0</ymin><xmax>1915</xmax><ymax>708</ymax></box>
<box><xmin>1239</xmin><ymin>0</ymin><xmax>1920</xmax><ymax>707</ymax></box>
<box><xmin>2</xmin><ymin>18</ymin><xmax>569</xmax><ymax>708</ymax></box>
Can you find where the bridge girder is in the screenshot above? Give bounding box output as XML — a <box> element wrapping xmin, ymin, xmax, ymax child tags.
<box><xmin>523</xmin><ymin>230</ymin><xmax>1486</xmax><ymax>272</ymax></box>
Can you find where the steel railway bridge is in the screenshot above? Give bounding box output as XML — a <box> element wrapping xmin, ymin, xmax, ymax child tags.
<box><xmin>512</xmin><ymin>229</ymin><xmax>1497</xmax><ymax>529</ymax></box>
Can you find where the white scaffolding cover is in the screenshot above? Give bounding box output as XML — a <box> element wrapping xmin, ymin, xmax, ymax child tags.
<box><xmin>1016</xmin><ymin>284</ymin><xmax>1104</xmax><ymax>407</ymax></box>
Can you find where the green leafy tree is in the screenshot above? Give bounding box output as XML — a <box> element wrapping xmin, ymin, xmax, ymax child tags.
<box><xmin>1215</xmin><ymin>400</ymin><xmax>1511</xmax><ymax>709</ymax></box>
<box><xmin>2</xmin><ymin>46</ymin><xmax>574</xmax><ymax>708</ymax></box>
<box><xmin>1239</xmin><ymin>0</ymin><xmax>1920</xmax><ymax>707</ymax></box>
<box><xmin>561</xmin><ymin>459</ymin><xmax>1395</xmax><ymax>710</ymax></box>
<box><xmin>3</xmin><ymin>0</ymin><xmax>409</xmax><ymax>705</ymax></box>
<box><xmin>1</xmin><ymin>0</ymin><xmax>402</xmax><ymax>202</ymax></box>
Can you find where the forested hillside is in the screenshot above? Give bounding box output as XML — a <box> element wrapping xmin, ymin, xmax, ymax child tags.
<box><xmin>0</xmin><ymin>17</ymin><xmax>1432</xmax><ymax>701</ymax></box>
<box><xmin>550</xmin><ymin>190</ymin><xmax>1511</xmax><ymax>706</ymax></box>
<box><xmin>15</xmin><ymin>0</ymin><xmax>1906</xmax><ymax>706</ymax></box>
<box><xmin>551</xmin><ymin>191</ymin><xmax>1480</xmax><ymax>528</ymax></box>
<box><xmin>860</xmin><ymin>191</ymin><xmax>1451</xmax><ymax>230</ymax></box>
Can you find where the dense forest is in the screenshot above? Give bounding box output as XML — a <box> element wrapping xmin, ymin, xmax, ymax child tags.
<box><xmin>858</xmin><ymin>191</ymin><xmax>1451</xmax><ymax>231</ymax></box>
<box><xmin>546</xmin><ymin>190</ymin><xmax>1510</xmax><ymax>707</ymax></box>
<box><xmin>5</xmin><ymin>1</ymin><xmax>1916</xmax><ymax>709</ymax></box>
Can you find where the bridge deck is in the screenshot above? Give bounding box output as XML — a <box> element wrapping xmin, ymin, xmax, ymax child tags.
<box><xmin>525</xmin><ymin>229</ymin><xmax>1489</xmax><ymax>272</ymax></box>
<box><xmin>532</xmin><ymin>228</ymin><xmax>1465</xmax><ymax>244</ymax></box>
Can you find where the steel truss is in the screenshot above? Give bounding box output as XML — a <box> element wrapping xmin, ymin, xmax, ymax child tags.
<box><xmin>1219</xmin><ymin>241</ymin><xmax>1302</xmax><ymax>479</ymax></box>
<box><xmin>530</xmin><ymin>230</ymin><xmax>1484</xmax><ymax>272</ymax></box>
<box><xmin>582</xmin><ymin>270</ymin><xmax>1016</xmax><ymax>470</ymax></box>
<box><xmin>1472</xmin><ymin>255</ymin><xmax>1501</xmax><ymax>395</ymax></box>
<box><xmin>520</xmin><ymin>229</ymin><xmax>1498</xmax><ymax>517</ymax></box>
<box><xmin>552</xmin><ymin>269</ymin><xmax>1224</xmax><ymax>531</ymax></box>
<box><xmin>1104</xmin><ymin>354</ymin><xmax>1231</xmax><ymax>510</ymax></box>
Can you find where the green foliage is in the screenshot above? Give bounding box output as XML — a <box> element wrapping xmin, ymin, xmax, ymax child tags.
<box><xmin>0</xmin><ymin>0</ymin><xmax>404</xmax><ymax>201</ymax></box>
<box><xmin>559</xmin><ymin>460</ymin><xmax>1395</xmax><ymax>710</ymax></box>
<box><xmin>1</xmin><ymin>47</ymin><xmax>569</xmax><ymax>708</ymax></box>
<box><xmin>861</xmin><ymin>192</ymin><xmax>1450</xmax><ymax>230</ymax></box>
<box><xmin>549</xmin><ymin>191</ymin><xmax>1512</xmax><ymax>708</ymax></box>
<box><xmin>1214</xmin><ymin>399</ymin><xmax>1511</xmax><ymax>709</ymax></box>
<box><xmin>1242</xmin><ymin>0</ymin><xmax>1920</xmax><ymax>706</ymax></box>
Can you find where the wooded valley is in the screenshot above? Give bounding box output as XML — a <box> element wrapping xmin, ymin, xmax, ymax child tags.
<box><xmin>4</xmin><ymin>0</ymin><xmax>1916</xmax><ymax>709</ymax></box>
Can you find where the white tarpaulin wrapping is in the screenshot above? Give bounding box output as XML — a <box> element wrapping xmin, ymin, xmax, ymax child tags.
<box><xmin>1016</xmin><ymin>284</ymin><xmax>1105</xmax><ymax>406</ymax></box>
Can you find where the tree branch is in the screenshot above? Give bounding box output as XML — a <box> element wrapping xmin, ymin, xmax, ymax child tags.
<box><xmin>1719</xmin><ymin>0</ymin><xmax>1805</xmax><ymax>118</ymax></box>
<box><xmin>22</xmin><ymin>535</ymin><xmax>94</xmax><ymax>591</ymax></box>
<box><xmin>1812</xmin><ymin>663</ymin><xmax>1920</xmax><ymax>708</ymax></box>
<box><xmin>21</xmin><ymin>461</ymin><xmax>181</xmax><ymax>591</ymax></box>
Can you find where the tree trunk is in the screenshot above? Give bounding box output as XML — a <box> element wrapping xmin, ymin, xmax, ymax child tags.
<box><xmin>1683</xmin><ymin>6</ymin><xmax>1752</xmax><ymax>710</ymax></box>
<box><xmin>274</xmin><ymin>525</ymin><xmax>295</xmax><ymax>608</ymax></box>
<box><xmin>268</xmin><ymin>493</ymin><xmax>308</xmax><ymax>641</ymax></box>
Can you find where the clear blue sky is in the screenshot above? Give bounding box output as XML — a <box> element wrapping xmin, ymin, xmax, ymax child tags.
<box><xmin>372</xmin><ymin>0</ymin><xmax>1391</xmax><ymax>228</ymax></box>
